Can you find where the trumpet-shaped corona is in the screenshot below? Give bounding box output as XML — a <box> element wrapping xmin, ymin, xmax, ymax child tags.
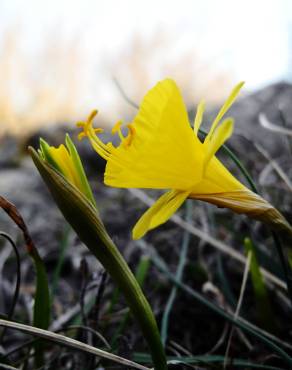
<box><xmin>78</xmin><ymin>79</ymin><xmax>291</xmax><ymax>239</ymax></box>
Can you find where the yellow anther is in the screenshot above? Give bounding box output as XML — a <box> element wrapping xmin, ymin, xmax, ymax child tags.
<box><xmin>78</xmin><ymin>132</ymin><xmax>86</xmax><ymax>141</ymax></box>
<box><xmin>76</xmin><ymin>121</ymin><xmax>85</xmax><ymax>128</ymax></box>
<box><xmin>123</xmin><ymin>124</ymin><xmax>136</xmax><ymax>147</ymax></box>
<box><xmin>112</xmin><ymin>120</ymin><xmax>123</xmax><ymax>135</ymax></box>
<box><xmin>94</xmin><ymin>128</ymin><xmax>104</xmax><ymax>134</ymax></box>
<box><xmin>88</xmin><ymin>109</ymin><xmax>98</xmax><ymax>123</ymax></box>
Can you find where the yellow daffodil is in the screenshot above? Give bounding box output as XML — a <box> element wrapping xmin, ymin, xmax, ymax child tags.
<box><xmin>39</xmin><ymin>134</ymin><xmax>96</xmax><ymax>207</ymax></box>
<box><xmin>77</xmin><ymin>79</ymin><xmax>291</xmax><ymax>239</ymax></box>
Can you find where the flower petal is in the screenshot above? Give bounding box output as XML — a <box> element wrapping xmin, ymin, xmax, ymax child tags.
<box><xmin>203</xmin><ymin>118</ymin><xmax>234</xmax><ymax>169</ymax></box>
<box><xmin>193</xmin><ymin>100</ymin><xmax>205</xmax><ymax>135</ymax></box>
<box><xmin>132</xmin><ymin>190</ymin><xmax>190</xmax><ymax>239</ymax></box>
<box><xmin>206</xmin><ymin>81</ymin><xmax>244</xmax><ymax>143</ymax></box>
<box><xmin>105</xmin><ymin>79</ymin><xmax>203</xmax><ymax>190</ymax></box>
<box><xmin>65</xmin><ymin>134</ymin><xmax>96</xmax><ymax>207</ymax></box>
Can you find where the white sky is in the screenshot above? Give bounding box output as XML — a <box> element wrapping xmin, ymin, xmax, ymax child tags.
<box><xmin>0</xmin><ymin>0</ymin><xmax>292</xmax><ymax>130</ymax></box>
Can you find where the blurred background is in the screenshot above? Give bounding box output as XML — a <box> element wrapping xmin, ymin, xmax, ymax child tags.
<box><xmin>2</xmin><ymin>3</ymin><xmax>292</xmax><ymax>366</ymax></box>
<box><xmin>1</xmin><ymin>0</ymin><xmax>292</xmax><ymax>137</ymax></box>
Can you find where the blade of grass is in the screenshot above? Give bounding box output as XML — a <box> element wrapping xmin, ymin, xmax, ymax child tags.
<box><xmin>135</xmin><ymin>240</ymin><xmax>292</xmax><ymax>367</ymax></box>
<box><xmin>51</xmin><ymin>225</ymin><xmax>71</xmax><ymax>297</ymax></box>
<box><xmin>0</xmin><ymin>364</ymin><xmax>19</xmax><ymax>370</ymax></box>
<box><xmin>216</xmin><ymin>254</ymin><xmax>237</xmax><ymax>309</ymax></box>
<box><xmin>31</xmin><ymin>247</ymin><xmax>50</xmax><ymax>367</ymax></box>
<box><xmin>1</xmin><ymin>324</ymin><xmax>111</xmax><ymax>362</ymax></box>
<box><xmin>134</xmin><ymin>353</ymin><xmax>285</xmax><ymax>369</ymax></box>
<box><xmin>0</xmin><ymin>319</ymin><xmax>150</xmax><ymax>370</ymax></box>
<box><xmin>161</xmin><ymin>201</ymin><xmax>192</xmax><ymax>346</ymax></box>
<box><xmin>244</xmin><ymin>237</ymin><xmax>275</xmax><ymax>331</ymax></box>
<box><xmin>0</xmin><ymin>232</ymin><xmax>21</xmax><ymax>344</ymax></box>
<box><xmin>224</xmin><ymin>251</ymin><xmax>252</xmax><ymax>369</ymax></box>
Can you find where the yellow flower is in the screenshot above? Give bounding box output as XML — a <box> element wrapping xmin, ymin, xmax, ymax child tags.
<box><xmin>39</xmin><ymin>134</ymin><xmax>96</xmax><ymax>207</ymax></box>
<box><xmin>77</xmin><ymin>79</ymin><xmax>291</xmax><ymax>239</ymax></box>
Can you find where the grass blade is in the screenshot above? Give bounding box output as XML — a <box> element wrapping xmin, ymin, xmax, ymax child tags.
<box><xmin>244</xmin><ymin>237</ymin><xmax>275</xmax><ymax>331</ymax></box>
<box><xmin>161</xmin><ymin>201</ymin><xmax>192</xmax><ymax>346</ymax></box>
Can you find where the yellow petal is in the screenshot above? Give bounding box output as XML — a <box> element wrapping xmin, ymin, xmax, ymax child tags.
<box><xmin>203</xmin><ymin>118</ymin><xmax>234</xmax><ymax>169</ymax></box>
<box><xmin>132</xmin><ymin>190</ymin><xmax>190</xmax><ymax>239</ymax></box>
<box><xmin>105</xmin><ymin>79</ymin><xmax>204</xmax><ymax>190</ymax></box>
<box><xmin>190</xmin><ymin>155</ymin><xmax>246</xmax><ymax>194</ymax></box>
<box><xmin>206</xmin><ymin>81</ymin><xmax>244</xmax><ymax>143</ymax></box>
<box><xmin>47</xmin><ymin>145</ymin><xmax>76</xmax><ymax>185</ymax></box>
<box><xmin>193</xmin><ymin>100</ymin><xmax>205</xmax><ymax>135</ymax></box>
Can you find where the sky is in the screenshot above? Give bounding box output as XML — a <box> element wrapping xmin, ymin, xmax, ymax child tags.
<box><xmin>0</xmin><ymin>0</ymin><xmax>292</xmax><ymax>133</ymax></box>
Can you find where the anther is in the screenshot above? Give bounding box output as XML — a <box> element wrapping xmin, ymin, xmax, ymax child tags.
<box><xmin>123</xmin><ymin>124</ymin><xmax>135</xmax><ymax>147</ymax></box>
<box><xmin>112</xmin><ymin>120</ymin><xmax>123</xmax><ymax>135</ymax></box>
<box><xmin>88</xmin><ymin>109</ymin><xmax>98</xmax><ymax>123</ymax></box>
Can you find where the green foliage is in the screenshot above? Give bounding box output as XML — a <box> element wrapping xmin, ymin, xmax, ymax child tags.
<box><xmin>244</xmin><ymin>237</ymin><xmax>275</xmax><ymax>332</ymax></box>
<box><xmin>30</xmin><ymin>146</ymin><xmax>167</xmax><ymax>370</ymax></box>
<box><xmin>31</xmin><ymin>248</ymin><xmax>50</xmax><ymax>367</ymax></box>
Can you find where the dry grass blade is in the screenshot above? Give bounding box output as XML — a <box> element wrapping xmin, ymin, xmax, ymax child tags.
<box><xmin>224</xmin><ymin>251</ymin><xmax>252</xmax><ymax>368</ymax></box>
<box><xmin>259</xmin><ymin>113</ymin><xmax>292</xmax><ymax>137</ymax></box>
<box><xmin>0</xmin><ymin>364</ymin><xmax>19</xmax><ymax>370</ymax></box>
<box><xmin>129</xmin><ymin>189</ymin><xmax>286</xmax><ymax>291</ymax></box>
<box><xmin>237</xmin><ymin>132</ymin><xmax>292</xmax><ymax>193</ymax></box>
<box><xmin>253</xmin><ymin>142</ymin><xmax>292</xmax><ymax>193</ymax></box>
<box><xmin>137</xmin><ymin>239</ymin><xmax>292</xmax><ymax>353</ymax></box>
<box><xmin>0</xmin><ymin>196</ymin><xmax>35</xmax><ymax>253</ymax></box>
<box><xmin>0</xmin><ymin>319</ymin><xmax>150</xmax><ymax>370</ymax></box>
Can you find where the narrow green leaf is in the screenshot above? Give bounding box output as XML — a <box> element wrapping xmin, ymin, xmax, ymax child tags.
<box><xmin>135</xmin><ymin>256</ymin><xmax>151</xmax><ymax>286</ymax></box>
<box><xmin>51</xmin><ymin>225</ymin><xmax>71</xmax><ymax>298</ymax></box>
<box><xmin>161</xmin><ymin>201</ymin><xmax>192</xmax><ymax>346</ymax></box>
<box><xmin>135</xmin><ymin>241</ymin><xmax>292</xmax><ymax>367</ymax></box>
<box><xmin>31</xmin><ymin>248</ymin><xmax>50</xmax><ymax>367</ymax></box>
<box><xmin>244</xmin><ymin>238</ymin><xmax>275</xmax><ymax>332</ymax></box>
<box><xmin>134</xmin><ymin>353</ymin><xmax>284</xmax><ymax>369</ymax></box>
<box><xmin>216</xmin><ymin>254</ymin><xmax>237</xmax><ymax>309</ymax></box>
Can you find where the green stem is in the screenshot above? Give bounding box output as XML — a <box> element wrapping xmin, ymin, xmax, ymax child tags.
<box><xmin>30</xmin><ymin>148</ymin><xmax>167</xmax><ymax>370</ymax></box>
<box><xmin>90</xmin><ymin>233</ymin><xmax>166</xmax><ymax>370</ymax></box>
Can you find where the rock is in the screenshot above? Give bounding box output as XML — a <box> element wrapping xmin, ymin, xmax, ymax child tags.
<box><xmin>0</xmin><ymin>158</ymin><xmax>65</xmax><ymax>253</ymax></box>
<box><xmin>0</xmin><ymin>135</ymin><xmax>21</xmax><ymax>169</ymax></box>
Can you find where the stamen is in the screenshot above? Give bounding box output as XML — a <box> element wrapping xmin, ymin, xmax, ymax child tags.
<box><xmin>112</xmin><ymin>120</ymin><xmax>123</xmax><ymax>134</ymax></box>
<box><xmin>112</xmin><ymin>120</ymin><xmax>125</xmax><ymax>141</ymax></box>
<box><xmin>78</xmin><ymin>132</ymin><xmax>86</xmax><ymax>140</ymax></box>
<box><xmin>88</xmin><ymin>109</ymin><xmax>98</xmax><ymax>123</ymax></box>
<box><xmin>123</xmin><ymin>124</ymin><xmax>136</xmax><ymax>147</ymax></box>
<box><xmin>94</xmin><ymin>128</ymin><xmax>104</xmax><ymax>134</ymax></box>
<box><xmin>76</xmin><ymin>109</ymin><xmax>112</xmax><ymax>161</ymax></box>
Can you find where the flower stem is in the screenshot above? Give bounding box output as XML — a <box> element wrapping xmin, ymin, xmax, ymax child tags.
<box><xmin>30</xmin><ymin>147</ymin><xmax>167</xmax><ymax>370</ymax></box>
